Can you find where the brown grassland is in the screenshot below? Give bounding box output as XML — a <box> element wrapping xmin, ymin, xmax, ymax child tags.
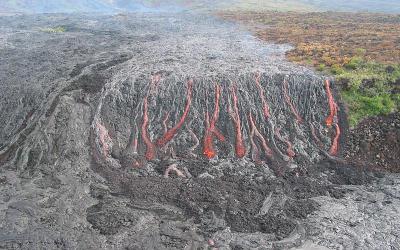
<box><xmin>220</xmin><ymin>11</ymin><xmax>400</xmax><ymax>126</ymax></box>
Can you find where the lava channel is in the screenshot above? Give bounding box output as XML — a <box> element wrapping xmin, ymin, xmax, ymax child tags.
<box><xmin>203</xmin><ymin>83</ymin><xmax>225</xmax><ymax>159</ymax></box>
<box><xmin>156</xmin><ymin>79</ymin><xmax>193</xmax><ymax>147</ymax></box>
<box><xmin>228</xmin><ymin>85</ymin><xmax>246</xmax><ymax>158</ymax></box>
<box><xmin>255</xmin><ymin>72</ymin><xmax>271</xmax><ymax>119</ymax></box>
<box><xmin>283</xmin><ymin>78</ymin><xmax>303</xmax><ymax>123</ymax></box>
<box><xmin>329</xmin><ymin>123</ymin><xmax>341</xmax><ymax>156</ymax></box>
<box><xmin>274</xmin><ymin>128</ymin><xmax>296</xmax><ymax>158</ymax></box>
<box><xmin>248</xmin><ymin>112</ymin><xmax>274</xmax><ymax>162</ymax></box>
<box><xmin>141</xmin><ymin>95</ymin><xmax>156</xmax><ymax>160</ymax></box>
<box><xmin>325</xmin><ymin>79</ymin><xmax>337</xmax><ymax>127</ymax></box>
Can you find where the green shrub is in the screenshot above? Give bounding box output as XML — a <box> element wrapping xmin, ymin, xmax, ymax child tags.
<box><xmin>344</xmin><ymin>56</ymin><xmax>363</xmax><ymax>70</ymax></box>
<box><xmin>317</xmin><ymin>63</ymin><xmax>326</xmax><ymax>71</ymax></box>
<box><xmin>355</xmin><ymin>48</ymin><xmax>366</xmax><ymax>56</ymax></box>
<box><xmin>343</xmin><ymin>90</ymin><xmax>395</xmax><ymax>126</ymax></box>
<box><xmin>40</xmin><ymin>26</ymin><xmax>66</xmax><ymax>33</ymax></box>
<box><xmin>331</xmin><ymin>64</ymin><xmax>345</xmax><ymax>74</ymax></box>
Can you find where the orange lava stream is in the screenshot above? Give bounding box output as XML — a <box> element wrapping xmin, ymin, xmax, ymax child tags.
<box><xmin>255</xmin><ymin>72</ymin><xmax>271</xmax><ymax>119</ymax></box>
<box><xmin>283</xmin><ymin>79</ymin><xmax>303</xmax><ymax>123</ymax></box>
<box><xmin>203</xmin><ymin>83</ymin><xmax>225</xmax><ymax>159</ymax></box>
<box><xmin>329</xmin><ymin>123</ymin><xmax>341</xmax><ymax>156</ymax></box>
<box><xmin>274</xmin><ymin>128</ymin><xmax>295</xmax><ymax>158</ymax></box>
<box><xmin>248</xmin><ymin>112</ymin><xmax>274</xmax><ymax>160</ymax></box>
<box><xmin>324</xmin><ymin>79</ymin><xmax>341</xmax><ymax>155</ymax></box>
<box><xmin>229</xmin><ymin>85</ymin><xmax>246</xmax><ymax>158</ymax></box>
<box><xmin>324</xmin><ymin>79</ymin><xmax>337</xmax><ymax>127</ymax></box>
<box><xmin>156</xmin><ymin>79</ymin><xmax>193</xmax><ymax>147</ymax></box>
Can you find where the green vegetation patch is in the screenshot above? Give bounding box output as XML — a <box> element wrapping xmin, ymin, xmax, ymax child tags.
<box><xmin>40</xmin><ymin>26</ymin><xmax>66</xmax><ymax>33</ymax></box>
<box><xmin>333</xmin><ymin>58</ymin><xmax>400</xmax><ymax>126</ymax></box>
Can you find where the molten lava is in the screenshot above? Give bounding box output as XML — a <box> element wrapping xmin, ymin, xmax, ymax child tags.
<box><xmin>203</xmin><ymin>83</ymin><xmax>225</xmax><ymax>159</ymax></box>
<box><xmin>156</xmin><ymin>79</ymin><xmax>193</xmax><ymax>147</ymax></box>
<box><xmin>329</xmin><ymin>123</ymin><xmax>341</xmax><ymax>156</ymax></box>
<box><xmin>283</xmin><ymin>78</ymin><xmax>303</xmax><ymax>123</ymax></box>
<box><xmin>228</xmin><ymin>85</ymin><xmax>246</xmax><ymax>158</ymax></box>
<box><xmin>324</xmin><ymin>79</ymin><xmax>337</xmax><ymax>127</ymax></box>
<box><xmin>255</xmin><ymin>72</ymin><xmax>271</xmax><ymax>119</ymax></box>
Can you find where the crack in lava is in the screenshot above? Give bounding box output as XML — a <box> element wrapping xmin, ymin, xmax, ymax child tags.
<box><xmin>274</xmin><ymin>128</ymin><xmax>296</xmax><ymax>158</ymax></box>
<box><xmin>283</xmin><ymin>78</ymin><xmax>303</xmax><ymax>123</ymax></box>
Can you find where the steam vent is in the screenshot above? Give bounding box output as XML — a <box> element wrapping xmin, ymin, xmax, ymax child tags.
<box><xmin>1</xmin><ymin>12</ymin><xmax>399</xmax><ymax>250</ymax></box>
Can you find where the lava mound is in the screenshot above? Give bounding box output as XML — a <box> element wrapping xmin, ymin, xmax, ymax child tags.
<box><xmin>92</xmin><ymin>71</ymin><xmax>341</xmax><ymax>175</ymax></box>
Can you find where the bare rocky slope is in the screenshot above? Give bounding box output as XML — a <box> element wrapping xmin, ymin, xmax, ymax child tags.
<box><xmin>0</xmin><ymin>13</ymin><xmax>399</xmax><ymax>250</ymax></box>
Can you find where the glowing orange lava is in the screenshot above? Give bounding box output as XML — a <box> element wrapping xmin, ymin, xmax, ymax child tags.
<box><xmin>329</xmin><ymin>124</ymin><xmax>341</xmax><ymax>156</ymax></box>
<box><xmin>203</xmin><ymin>83</ymin><xmax>225</xmax><ymax>159</ymax></box>
<box><xmin>324</xmin><ymin>79</ymin><xmax>337</xmax><ymax>127</ymax></box>
<box><xmin>228</xmin><ymin>85</ymin><xmax>246</xmax><ymax>158</ymax></box>
<box><xmin>156</xmin><ymin>79</ymin><xmax>193</xmax><ymax>147</ymax></box>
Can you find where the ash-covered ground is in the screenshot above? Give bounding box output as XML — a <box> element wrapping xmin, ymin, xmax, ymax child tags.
<box><xmin>0</xmin><ymin>13</ymin><xmax>399</xmax><ymax>250</ymax></box>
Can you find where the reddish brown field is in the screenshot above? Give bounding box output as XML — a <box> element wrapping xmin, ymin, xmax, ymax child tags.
<box><xmin>220</xmin><ymin>11</ymin><xmax>400</xmax><ymax>67</ymax></box>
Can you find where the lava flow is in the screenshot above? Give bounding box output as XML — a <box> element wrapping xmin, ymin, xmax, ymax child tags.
<box><xmin>325</xmin><ymin>79</ymin><xmax>337</xmax><ymax>127</ymax></box>
<box><xmin>255</xmin><ymin>72</ymin><xmax>271</xmax><ymax>119</ymax></box>
<box><xmin>283</xmin><ymin>78</ymin><xmax>303</xmax><ymax>123</ymax></box>
<box><xmin>156</xmin><ymin>79</ymin><xmax>193</xmax><ymax>147</ymax></box>
<box><xmin>248</xmin><ymin>112</ymin><xmax>274</xmax><ymax>161</ymax></box>
<box><xmin>203</xmin><ymin>83</ymin><xmax>225</xmax><ymax>159</ymax></box>
<box><xmin>228</xmin><ymin>85</ymin><xmax>246</xmax><ymax>158</ymax></box>
<box><xmin>329</xmin><ymin>123</ymin><xmax>341</xmax><ymax>155</ymax></box>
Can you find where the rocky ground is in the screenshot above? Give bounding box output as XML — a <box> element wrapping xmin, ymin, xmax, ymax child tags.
<box><xmin>345</xmin><ymin>113</ymin><xmax>400</xmax><ymax>172</ymax></box>
<box><xmin>0</xmin><ymin>13</ymin><xmax>399</xmax><ymax>250</ymax></box>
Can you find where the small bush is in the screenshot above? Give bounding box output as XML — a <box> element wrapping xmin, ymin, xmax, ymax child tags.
<box><xmin>331</xmin><ymin>64</ymin><xmax>345</xmax><ymax>74</ymax></box>
<box><xmin>317</xmin><ymin>63</ymin><xmax>326</xmax><ymax>71</ymax></box>
<box><xmin>40</xmin><ymin>26</ymin><xmax>66</xmax><ymax>33</ymax></box>
<box><xmin>355</xmin><ymin>48</ymin><xmax>366</xmax><ymax>56</ymax></box>
<box><xmin>345</xmin><ymin>56</ymin><xmax>363</xmax><ymax>70</ymax></box>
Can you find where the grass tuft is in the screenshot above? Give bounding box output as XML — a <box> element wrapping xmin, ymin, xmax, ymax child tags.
<box><xmin>40</xmin><ymin>26</ymin><xmax>66</xmax><ymax>33</ymax></box>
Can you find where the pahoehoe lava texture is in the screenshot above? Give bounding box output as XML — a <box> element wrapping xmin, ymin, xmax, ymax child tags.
<box><xmin>0</xmin><ymin>13</ymin><xmax>399</xmax><ymax>250</ymax></box>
